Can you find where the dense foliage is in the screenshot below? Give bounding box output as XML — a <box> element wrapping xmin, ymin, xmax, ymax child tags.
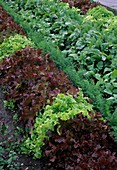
<box><xmin>0</xmin><ymin>34</ymin><xmax>34</xmax><ymax>60</ymax></box>
<box><xmin>0</xmin><ymin>5</ymin><xmax>25</xmax><ymax>43</ymax></box>
<box><xmin>43</xmin><ymin>113</ymin><xmax>117</xmax><ymax>169</ymax></box>
<box><xmin>61</xmin><ymin>0</ymin><xmax>100</xmax><ymax>14</ymax></box>
<box><xmin>0</xmin><ymin>6</ymin><xmax>25</xmax><ymax>170</ymax></box>
<box><xmin>21</xmin><ymin>91</ymin><xmax>94</xmax><ymax>158</ymax></box>
<box><xmin>87</xmin><ymin>5</ymin><xmax>114</xmax><ymax>18</ymax></box>
<box><xmin>2</xmin><ymin>0</ymin><xmax>116</xmax><ymax>116</ymax></box>
<box><xmin>0</xmin><ymin>46</ymin><xmax>79</xmax><ymax>127</ymax></box>
<box><xmin>0</xmin><ymin>1</ymin><xmax>117</xmax><ymax>169</ymax></box>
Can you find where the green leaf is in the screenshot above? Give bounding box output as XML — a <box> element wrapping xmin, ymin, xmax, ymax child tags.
<box><xmin>111</xmin><ymin>70</ymin><xmax>117</xmax><ymax>79</ymax></box>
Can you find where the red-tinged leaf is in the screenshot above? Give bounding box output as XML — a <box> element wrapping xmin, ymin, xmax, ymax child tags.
<box><xmin>80</xmin><ymin>163</ymin><xmax>88</xmax><ymax>169</ymax></box>
<box><xmin>95</xmin><ymin>144</ymin><xmax>101</xmax><ymax>151</ymax></box>
<box><xmin>0</xmin><ymin>5</ymin><xmax>25</xmax><ymax>43</ymax></box>
<box><xmin>109</xmin><ymin>154</ymin><xmax>116</xmax><ymax>163</ymax></box>
<box><xmin>49</xmin><ymin>156</ymin><xmax>56</xmax><ymax>163</ymax></box>
<box><xmin>0</xmin><ymin>46</ymin><xmax>79</xmax><ymax>128</ymax></box>
<box><xmin>92</xmin><ymin>152</ymin><xmax>98</xmax><ymax>158</ymax></box>
<box><xmin>66</xmin><ymin>165</ymin><xmax>75</xmax><ymax>170</ymax></box>
<box><xmin>98</xmin><ymin>156</ymin><xmax>107</xmax><ymax>165</ymax></box>
<box><xmin>45</xmin><ymin>150</ymin><xmax>52</xmax><ymax>157</ymax></box>
<box><xmin>74</xmin><ymin>142</ymin><xmax>79</xmax><ymax>149</ymax></box>
<box><xmin>61</xmin><ymin>0</ymin><xmax>100</xmax><ymax>14</ymax></box>
<box><xmin>42</xmin><ymin>114</ymin><xmax>117</xmax><ymax>169</ymax></box>
<box><xmin>55</xmin><ymin>137</ymin><xmax>66</xmax><ymax>143</ymax></box>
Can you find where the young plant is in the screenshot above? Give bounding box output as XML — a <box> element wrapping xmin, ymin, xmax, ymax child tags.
<box><xmin>0</xmin><ymin>34</ymin><xmax>34</xmax><ymax>60</ymax></box>
<box><xmin>0</xmin><ymin>143</ymin><xmax>19</xmax><ymax>170</ymax></box>
<box><xmin>3</xmin><ymin>99</ymin><xmax>15</xmax><ymax>110</ymax></box>
<box><xmin>21</xmin><ymin>90</ymin><xmax>94</xmax><ymax>158</ymax></box>
<box><xmin>0</xmin><ymin>122</ymin><xmax>20</xmax><ymax>170</ymax></box>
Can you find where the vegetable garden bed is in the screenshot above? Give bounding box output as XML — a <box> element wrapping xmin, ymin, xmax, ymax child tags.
<box><xmin>0</xmin><ymin>1</ymin><xmax>117</xmax><ymax>169</ymax></box>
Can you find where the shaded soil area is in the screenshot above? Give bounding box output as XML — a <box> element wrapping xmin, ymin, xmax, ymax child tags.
<box><xmin>0</xmin><ymin>87</ymin><xmax>50</xmax><ymax>170</ymax></box>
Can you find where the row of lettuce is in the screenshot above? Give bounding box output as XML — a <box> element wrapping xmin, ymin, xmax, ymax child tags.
<box><xmin>1</xmin><ymin>33</ymin><xmax>117</xmax><ymax>170</ymax></box>
<box><xmin>0</xmin><ymin>34</ymin><xmax>95</xmax><ymax>157</ymax></box>
<box><xmin>1</xmin><ymin>1</ymin><xmax>117</xmax><ymax>119</ymax></box>
<box><xmin>0</xmin><ymin>0</ymin><xmax>117</xmax><ymax>162</ymax></box>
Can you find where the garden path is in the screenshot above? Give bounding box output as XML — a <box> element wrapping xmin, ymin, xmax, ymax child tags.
<box><xmin>94</xmin><ymin>0</ymin><xmax>117</xmax><ymax>10</ymax></box>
